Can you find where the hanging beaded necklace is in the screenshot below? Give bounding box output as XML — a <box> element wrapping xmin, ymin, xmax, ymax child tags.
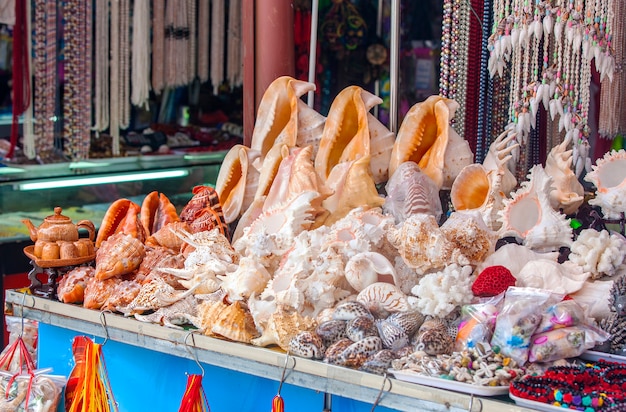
<box><xmin>131</xmin><ymin>0</ymin><xmax>151</xmax><ymax>109</ymax></box>
<box><xmin>152</xmin><ymin>0</ymin><xmax>166</xmax><ymax>94</ymax></box>
<box><xmin>93</xmin><ymin>0</ymin><xmax>109</xmax><ymax>133</ymax></box>
<box><xmin>227</xmin><ymin>0</ymin><xmax>242</xmax><ymax>87</ymax></box>
<box><xmin>210</xmin><ymin>0</ymin><xmax>225</xmax><ymax>93</ymax></box>
<box><xmin>197</xmin><ymin>0</ymin><xmax>210</xmax><ymax>83</ymax></box>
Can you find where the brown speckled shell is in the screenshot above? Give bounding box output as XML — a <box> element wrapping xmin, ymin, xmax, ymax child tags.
<box><xmin>316</xmin><ymin>319</ymin><xmax>347</xmax><ymax>348</ymax></box>
<box><xmin>324</xmin><ymin>338</ymin><xmax>353</xmax><ymax>364</ymax></box>
<box><xmin>346</xmin><ymin>316</ymin><xmax>378</xmax><ymax>342</ymax></box>
<box><xmin>289</xmin><ymin>331</ymin><xmax>325</xmax><ymax>359</ymax></box>
<box><xmin>339</xmin><ymin>336</ymin><xmax>384</xmax><ymax>368</ymax></box>
<box><xmin>332</xmin><ymin>301</ymin><xmax>372</xmax><ymax>321</ymax></box>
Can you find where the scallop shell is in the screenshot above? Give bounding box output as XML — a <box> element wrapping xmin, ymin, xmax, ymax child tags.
<box><xmin>250</xmin><ymin>76</ymin><xmax>316</xmax><ymax>159</ymax></box>
<box><xmin>316</xmin><ymin>319</ymin><xmax>348</xmax><ymax>347</ymax></box>
<box><xmin>314</xmin><ymin>85</ymin><xmax>378</xmax><ymax>181</ymax></box>
<box><xmin>389</xmin><ymin>95</ymin><xmax>455</xmax><ymax>189</ymax></box>
<box><xmin>482</xmin><ymin>130</ymin><xmax>519</xmax><ymax>195</ymax></box>
<box><xmin>584</xmin><ymin>149</ymin><xmax>626</xmax><ymax>220</ymax></box>
<box><xmin>250</xmin><ymin>306</ymin><xmax>317</xmax><ymax>350</ymax></box>
<box><xmin>338</xmin><ymin>336</ymin><xmax>384</xmax><ymax>368</ymax></box>
<box><xmin>344</xmin><ymin>251</ymin><xmax>398</xmax><ymax>292</ymax></box>
<box><xmin>289</xmin><ymin>331</ymin><xmax>325</xmax><ymax>359</ymax></box>
<box><xmin>544</xmin><ymin>136</ymin><xmax>584</xmax><ymax>215</ymax></box>
<box><xmin>383</xmin><ymin>161</ymin><xmax>443</xmax><ymax>224</ymax></box>
<box><xmin>375</xmin><ymin>319</ymin><xmax>409</xmax><ymax>351</ymax></box>
<box><xmin>218</xmin><ymin>256</ymin><xmax>272</xmax><ymax>301</ymax></box>
<box><xmin>215</xmin><ymin>144</ymin><xmax>261</xmax><ymax>224</ymax></box>
<box><xmin>346</xmin><ymin>315</ymin><xmax>379</xmax><ymax>342</ymax></box>
<box><xmin>356</xmin><ymin>282</ymin><xmax>410</xmax><ymax>319</ymax></box>
<box><xmin>332</xmin><ymin>300</ymin><xmax>373</xmax><ymax>321</ymax></box>
<box><xmin>211</xmin><ymin>300</ymin><xmax>260</xmax><ymax>344</ymax></box>
<box><xmin>95</xmin><ymin>232</ymin><xmax>146</xmax><ymax>280</ymax></box>
<box><xmin>440</xmin><ymin>210</ymin><xmax>498</xmax><ymax>266</ymax></box>
<box><xmin>498</xmin><ymin>164</ymin><xmax>573</xmax><ymax>252</ymax></box>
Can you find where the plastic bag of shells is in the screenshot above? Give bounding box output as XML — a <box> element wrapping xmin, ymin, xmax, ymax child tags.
<box><xmin>0</xmin><ymin>370</ymin><xmax>66</xmax><ymax>412</ymax></box>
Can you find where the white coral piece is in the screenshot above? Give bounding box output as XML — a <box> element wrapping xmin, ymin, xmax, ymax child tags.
<box><xmin>410</xmin><ymin>264</ymin><xmax>475</xmax><ymax>318</ymax></box>
<box><xmin>568</xmin><ymin>229</ymin><xmax>626</xmax><ymax>279</ymax></box>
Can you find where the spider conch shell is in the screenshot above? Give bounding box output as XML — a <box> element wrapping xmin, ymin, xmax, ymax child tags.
<box><xmin>250</xmin><ymin>76</ymin><xmax>316</xmax><ymax>159</ymax></box>
<box><xmin>544</xmin><ymin>136</ymin><xmax>584</xmax><ymax>215</ymax></box>
<box><xmin>218</xmin><ymin>256</ymin><xmax>272</xmax><ymax>301</ymax></box>
<box><xmin>450</xmin><ymin>163</ymin><xmax>507</xmax><ymax>231</ymax></box>
<box><xmin>215</xmin><ymin>144</ymin><xmax>261</xmax><ymax>224</ymax></box>
<box><xmin>482</xmin><ymin>130</ymin><xmax>519</xmax><ymax>195</ymax></box>
<box><xmin>584</xmin><ymin>149</ymin><xmax>626</xmax><ymax>220</ymax></box>
<box><xmin>344</xmin><ymin>251</ymin><xmax>398</xmax><ymax>292</ymax></box>
<box><xmin>315</xmin><ymin>85</ymin><xmax>378</xmax><ymax>181</ymax></box>
<box><xmin>250</xmin><ymin>305</ymin><xmax>317</xmax><ymax>350</ymax></box>
<box><xmin>389</xmin><ymin>95</ymin><xmax>457</xmax><ymax>189</ymax></box>
<box><xmin>211</xmin><ymin>300</ymin><xmax>260</xmax><ymax>344</ymax></box>
<box><xmin>384</xmin><ymin>161</ymin><xmax>443</xmax><ymax>224</ymax></box>
<box><xmin>498</xmin><ymin>165</ymin><xmax>573</xmax><ymax>252</ymax></box>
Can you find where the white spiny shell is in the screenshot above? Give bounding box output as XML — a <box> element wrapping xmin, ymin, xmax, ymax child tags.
<box><xmin>218</xmin><ymin>256</ymin><xmax>272</xmax><ymax>301</ymax></box>
<box><xmin>498</xmin><ymin>165</ymin><xmax>573</xmax><ymax>252</ymax></box>
<box><xmin>344</xmin><ymin>251</ymin><xmax>398</xmax><ymax>292</ymax></box>
<box><xmin>544</xmin><ymin>136</ymin><xmax>584</xmax><ymax>215</ymax></box>
<box><xmin>482</xmin><ymin>130</ymin><xmax>519</xmax><ymax>195</ymax></box>
<box><xmin>250</xmin><ymin>306</ymin><xmax>317</xmax><ymax>350</ymax></box>
<box><xmin>440</xmin><ymin>211</ymin><xmax>498</xmax><ymax>266</ymax></box>
<box><xmin>356</xmin><ymin>282</ymin><xmax>410</xmax><ymax>318</ymax></box>
<box><xmin>584</xmin><ymin>149</ymin><xmax>626</xmax><ymax>220</ymax></box>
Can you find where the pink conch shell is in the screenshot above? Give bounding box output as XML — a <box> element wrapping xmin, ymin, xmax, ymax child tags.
<box><xmin>368</xmin><ymin>113</ymin><xmax>394</xmax><ymax>184</ymax></box>
<box><xmin>450</xmin><ymin>163</ymin><xmax>507</xmax><ymax>231</ymax></box>
<box><xmin>215</xmin><ymin>144</ymin><xmax>261</xmax><ymax>224</ymax></box>
<box><xmin>232</xmin><ymin>196</ymin><xmax>266</xmax><ymax>243</ymax></box>
<box><xmin>344</xmin><ymin>251</ymin><xmax>398</xmax><ymax>292</ymax></box>
<box><xmin>386</xmin><ymin>213</ymin><xmax>469</xmax><ymax>274</ymax></box>
<box><xmin>383</xmin><ymin>161</ymin><xmax>442</xmax><ymax>224</ymax></box>
<box><xmin>95</xmin><ymin>232</ymin><xmax>145</xmax><ymax>280</ymax></box>
<box><xmin>254</xmin><ymin>143</ymin><xmax>290</xmax><ymax>201</ymax></box>
<box><xmin>498</xmin><ymin>165</ymin><xmax>573</xmax><ymax>252</ymax></box>
<box><xmin>482</xmin><ymin>130</ymin><xmax>519</xmax><ymax>194</ymax></box>
<box><xmin>250</xmin><ymin>76</ymin><xmax>316</xmax><ymax>159</ymax></box>
<box><xmin>295</xmin><ymin>99</ymin><xmax>326</xmax><ymax>157</ymax></box>
<box><xmin>314</xmin><ymin>86</ymin><xmax>378</xmax><ymax>181</ymax></box>
<box><xmin>584</xmin><ymin>149</ymin><xmax>626</xmax><ymax>220</ymax></box>
<box><xmin>318</xmin><ymin>155</ymin><xmax>384</xmax><ymax>227</ymax></box>
<box><xmin>441</xmin><ymin>126</ymin><xmax>474</xmax><ymax>190</ymax></box>
<box><xmin>544</xmin><ymin>136</ymin><xmax>584</xmax><ymax>215</ymax></box>
<box><xmin>440</xmin><ymin>210</ymin><xmax>498</xmax><ymax>266</ymax></box>
<box><xmin>356</xmin><ymin>282</ymin><xmax>410</xmax><ymax>318</ymax></box>
<box><xmin>389</xmin><ymin>95</ymin><xmax>456</xmax><ymax>189</ymax></box>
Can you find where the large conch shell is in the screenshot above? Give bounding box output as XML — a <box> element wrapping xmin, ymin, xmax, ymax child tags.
<box><xmin>584</xmin><ymin>149</ymin><xmax>626</xmax><ymax>220</ymax></box>
<box><xmin>314</xmin><ymin>85</ymin><xmax>379</xmax><ymax>181</ymax></box>
<box><xmin>140</xmin><ymin>191</ymin><xmax>179</xmax><ymax>236</ymax></box>
<box><xmin>295</xmin><ymin>99</ymin><xmax>326</xmax><ymax>157</ymax></box>
<box><xmin>95</xmin><ymin>198</ymin><xmax>145</xmax><ymax>247</ymax></box>
<box><xmin>441</xmin><ymin>126</ymin><xmax>474</xmax><ymax>189</ymax></box>
<box><xmin>250</xmin><ymin>305</ymin><xmax>317</xmax><ymax>350</ymax></box>
<box><xmin>367</xmin><ymin>113</ymin><xmax>395</xmax><ymax>184</ymax></box>
<box><xmin>482</xmin><ymin>130</ymin><xmax>519</xmax><ymax>195</ymax></box>
<box><xmin>95</xmin><ymin>232</ymin><xmax>145</xmax><ymax>280</ymax></box>
<box><xmin>389</xmin><ymin>95</ymin><xmax>457</xmax><ymax>189</ymax></box>
<box><xmin>498</xmin><ymin>165</ymin><xmax>573</xmax><ymax>252</ymax></box>
<box><xmin>544</xmin><ymin>136</ymin><xmax>584</xmax><ymax>215</ymax></box>
<box><xmin>215</xmin><ymin>144</ymin><xmax>261</xmax><ymax>224</ymax></box>
<box><xmin>250</xmin><ymin>76</ymin><xmax>316</xmax><ymax>159</ymax></box>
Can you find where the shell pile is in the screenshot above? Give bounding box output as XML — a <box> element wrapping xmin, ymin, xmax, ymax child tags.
<box><xmin>51</xmin><ymin>77</ymin><xmax>626</xmax><ymax>380</ymax></box>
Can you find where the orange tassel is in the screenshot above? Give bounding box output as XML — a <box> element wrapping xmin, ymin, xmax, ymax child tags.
<box><xmin>272</xmin><ymin>394</ymin><xmax>284</xmax><ymax>412</ymax></box>
<box><xmin>178</xmin><ymin>374</ymin><xmax>210</xmax><ymax>412</ymax></box>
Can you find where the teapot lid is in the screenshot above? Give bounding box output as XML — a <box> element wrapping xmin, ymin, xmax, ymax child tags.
<box><xmin>44</xmin><ymin>207</ymin><xmax>72</xmax><ymax>223</ymax></box>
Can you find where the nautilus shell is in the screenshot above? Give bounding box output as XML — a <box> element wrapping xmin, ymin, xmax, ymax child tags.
<box><xmin>356</xmin><ymin>282</ymin><xmax>410</xmax><ymax>319</ymax></box>
<box><xmin>584</xmin><ymin>149</ymin><xmax>626</xmax><ymax>220</ymax></box>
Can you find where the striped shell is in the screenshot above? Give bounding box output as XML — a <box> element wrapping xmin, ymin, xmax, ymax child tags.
<box><xmin>95</xmin><ymin>232</ymin><xmax>145</xmax><ymax>280</ymax></box>
<box><xmin>375</xmin><ymin>318</ymin><xmax>410</xmax><ymax>351</ymax></box>
<box><xmin>356</xmin><ymin>282</ymin><xmax>410</xmax><ymax>319</ymax></box>
<box><xmin>346</xmin><ymin>316</ymin><xmax>379</xmax><ymax>342</ymax></box>
<box><xmin>385</xmin><ymin>310</ymin><xmax>425</xmax><ymax>338</ymax></box>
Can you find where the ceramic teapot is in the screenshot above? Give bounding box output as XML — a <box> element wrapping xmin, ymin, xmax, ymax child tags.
<box><xmin>22</xmin><ymin>207</ymin><xmax>96</xmax><ymax>258</ymax></box>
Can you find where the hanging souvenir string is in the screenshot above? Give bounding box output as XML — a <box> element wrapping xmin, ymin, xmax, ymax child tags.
<box><xmin>152</xmin><ymin>0</ymin><xmax>166</xmax><ymax>94</ymax></box>
<box><xmin>165</xmin><ymin>0</ymin><xmax>190</xmax><ymax>87</ymax></box>
<box><xmin>119</xmin><ymin>0</ymin><xmax>131</xmax><ymax>130</ymax></box>
<box><xmin>93</xmin><ymin>0</ymin><xmax>109</xmax><ymax>133</ymax></box>
<box><xmin>227</xmin><ymin>0</ymin><xmax>242</xmax><ymax>88</ymax></box>
<box><xmin>110</xmin><ymin>0</ymin><xmax>121</xmax><ymax>155</ymax></box>
<box><xmin>475</xmin><ymin>0</ymin><xmax>493</xmax><ymax>162</ymax></box>
<box><xmin>197</xmin><ymin>0</ymin><xmax>210</xmax><ymax>83</ymax></box>
<box><xmin>210</xmin><ymin>0</ymin><xmax>225</xmax><ymax>93</ymax></box>
<box><xmin>21</xmin><ymin>0</ymin><xmax>35</xmax><ymax>160</ymax></box>
<box><xmin>188</xmin><ymin>0</ymin><xmax>197</xmax><ymax>82</ymax></box>
<box><xmin>131</xmin><ymin>0</ymin><xmax>151</xmax><ymax>110</ymax></box>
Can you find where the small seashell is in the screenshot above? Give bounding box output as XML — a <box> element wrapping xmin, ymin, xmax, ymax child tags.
<box><xmin>324</xmin><ymin>338</ymin><xmax>354</xmax><ymax>364</ymax></box>
<box><xmin>289</xmin><ymin>331</ymin><xmax>325</xmax><ymax>360</ymax></box>
<box><xmin>346</xmin><ymin>316</ymin><xmax>379</xmax><ymax>342</ymax></box>
<box><xmin>358</xmin><ymin>349</ymin><xmax>396</xmax><ymax>375</ymax></box>
<box><xmin>357</xmin><ymin>282</ymin><xmax>410</xmax><ymax>319</ymax></box>
<box><xmin>412</xmin><ymin>318</ymin><xmax>454</xmax><ymax>355</ymax></box>
<box><xmin>344</xmin><ymin>251</ymin><xmax>398</xmax><ymax>292</ymax></box>
<box><xmin>332</xmin><ymin>300</ymin><xmax>373</xmax><ymax>321</ymax></box>
<box><xmin>316</xmin><ymin>319</ymin><xmax>348</xmax><ymax>348</ymax></box>
<box><xmin>385</xmin><ymin>310</ymin><xmax>425</xmax><ymax>338</ymax></box>
<box><xmin>339</xmin><ymin>336</ymin><xmax>384</xmax><ymax>368</ymax></box>
<box><xmin>375</xmin><ymin>319</ymin><xmax>409</xmax><ymax>351</ymax></box>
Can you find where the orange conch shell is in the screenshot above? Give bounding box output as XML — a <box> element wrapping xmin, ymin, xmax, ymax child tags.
<box><xmin>57</xmin><ymin>266</ymin><xmax>95</xmax><ymax>304</ymax></box>
<box><xmin>83</xmin><ymin>277</ymin><xmax>119</xmax><ymax>310</ymax></box>
<box><xmin>315</xmin><ymin>86</ymin><xmax>378</xmax><ymax>181</ymax></box>
<box><xmin>389</xmin><ymin>95</ymin><xmax>456</xmax><ymax>189</ymax></box>
<box><xmin>145</xmin><ymin>221</ymin><xmax>191</xmax><ymax>252</ymax></box>
<box><xmin>95</xmin><ymin>199</ymin><xmax>144</xmax><ymax>247</ymax></box>
<box><xmin>95</xmin><ymin>232</ymin><xmax>145</xmax><ymax>280</ymax></box>
<box><xmin>211</xmin><ymin>300</ymin><xmax>260</xmax><ymax>343</ymax></box>
<box><xmin>140</xmin><ymin>191</ymin><xmax>179</xmax><ymax>236</ymax></box>
<box><xmin>250</xmin><ymin>76</ymin><xmax>316</xmax><ymax>160</ymax></box>
<box><xmin>295</xmin><ymin>99</ymin><xmax>326</xmax><ymax>157</ymax></box>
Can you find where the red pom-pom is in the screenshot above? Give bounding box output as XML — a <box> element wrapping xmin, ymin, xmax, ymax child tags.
<box><xmin>471</xmin><ymin>265</ymin><xmax>516</xmax><ymax>297</ymax></box>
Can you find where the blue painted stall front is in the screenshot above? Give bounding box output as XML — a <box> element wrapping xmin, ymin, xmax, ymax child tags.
<box><xmin>38</xmin><ymin>323</ymin><xmax>400</xmax><ymax>412</ymax></box>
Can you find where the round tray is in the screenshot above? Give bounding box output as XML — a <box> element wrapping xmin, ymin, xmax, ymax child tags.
<box><xmin>23</xmin><ymin>245</ymin><xmax>95</xmax><ymax>268</ymax></box>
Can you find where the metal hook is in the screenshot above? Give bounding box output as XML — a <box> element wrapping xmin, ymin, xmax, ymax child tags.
<box><xmin>370</xmin><ymin>373</ymin><xmax>392</xmax><ymax>412</ymax></box>
<box><xmin>468</xmin><ymin>394</ymin><xmax>483</xmax><ymax>412</ymax></box>
<box><xmin>99</xmin><ymin>310</ymin><xmax>111</xmax><ymax>345</ymax></box>
<box><xmin>276</xmin><ymin>352</ymin><xmax>295</xmax><ymax>396</ymax></box>
<box><xmin>184</xmin><ymin>331</ymin><xmax>205</xmax><ymax>377</ymax></box>
<box><xmin>18</xmin><ymin>291</ymin><xmax>29</xmax><ymax>338</ymax></box>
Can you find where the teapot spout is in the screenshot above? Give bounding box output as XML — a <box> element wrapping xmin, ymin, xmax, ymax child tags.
<box><xmin>21</xmin><ymin>219</ymin><xmax>38</xmax><ymax>242</ymax></box>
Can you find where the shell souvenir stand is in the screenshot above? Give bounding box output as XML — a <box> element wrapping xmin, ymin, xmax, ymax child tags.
<box><xmin>7</xmin><ymin>2</ymin><xmax>626</xmax><ymax>412</ymax></box>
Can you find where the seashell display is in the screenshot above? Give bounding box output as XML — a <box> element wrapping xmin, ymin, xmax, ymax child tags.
<box><xmin>584</xmin><ymin>149</ymin><xmax>626</xmax><ymax>220</ymax></box>
<box><xmin>179</xmin><ymin>185</ymin><xmax>230</xmax><ymax>239</ymax></box>
<box><xmin>314</xmin><ymin>85</ymin><xmax>378</xmax><ymax>181</ymax></box>
<box><xmin>356</xmin><ymin>282</ymin><xmax>410</xmax><ymax>319</ymax></box>
<box><xmin>135</xmin><ymin>246</ymin><xmax>186</xmax><ymax>287</ymax></box>
<box><xmin>482</xmin><ymin>130</ymin><xmax>519</xmax><ymax>195</ymax></box>
<box><xmin>544</xmin><ymin>136</ymin><xmax>584</xmax><ymax>215</ymax></box>
<box><xmin>324</xmin><ymin>338</ymin><xmax>354</xmax><ymax>365</ymax></box>
<box><xmin>383</xmin><ymin>161</ymin><xmax>443</xmax><ymax>224</ymax></box>
<box><xmin>344</xmin><ymin>251</ymin><xmax>398</xmax><ymax>292</ymax></box>
<box><xmin>214</xmin><ymin>144</ymin><xmax>261</xmax><ymax>224</ymax></box>
<box><xmin>95</xmin><ymin>232</ymin><xmax>146</xmax><ymax>280</ymax></box>
<box><xmin>358</xmin><ymin>349</ymin><xmax>396</xmax><ymax>375</ymax></box>
<box><xmin>295</xmin><ymin>99</ymin><xmax>326</xmax><ymax>156</ymax></box>
<box><xmin>440</xmin><ymin>210</ymin><xmax>498</xmax><ymax>266</ymax></box>
<box><xmin>386</xmin><ymin>213</ymin><xmax>469</xmax><ymax>274</ymax></box>
<box><xmin>95</xmin><ymin>198</ymin><xmax>145</xmax><ymax>247</ymax></box>
<box><xmin>289</xmin><ymin>331</ymin><xmax>325</xmax><ymax>359</ymax></box>
<box><xmin>410</xmin><ymin>264</ymin><xmax>474</xmax><ymax>318</ymax></box>
<box><xmin>140</xmin><ymin>191</ymin><xmax>179</xmax><ymax>236</ymax></box>
<box><xmin>441</xmin><ymin>126</ymin><xmax>474</xmax><ymax>190</ymax></box>
<box><xmin>134</xmin><ymin>295</ymin><xmax>202</xmax><ymax>329</ymax></box>
<box><xmin>83</xmin><ymin>277</ymin><xmax>120</xmax><ymax>310</ymax></box>
<box><xmin>345</xmin><ymin>315</ymin><xmax>379</xmax><ymax>342</ymax></box>
<box><xmin>367</xmin><ymin>113</ymin><xmax>395</xmax><ymax>184</ymax></box>
<box><xmin>412</xmin><ymin>317</ymin><xmax>454</xmax><ymax>356</ymax></box>
<box><xmin>218</xmin><ymin>256</ymin><xmax>272</xmax><ymax>301</ymax></box>
<box><xmin>211</xmin><ymin>300</ymin><xmax>260</xmax><ymax>344</ymax></box>
<box><xmin>250</xmin><ymin>306</ymin><xmax>317</xmax><ymax>351</ymax></box>
<box><xmin>332</xmin><ymin>300</ymin><xmax>373</xmax><ymax>321</ymax></box>
<box><xmin>145</xmin><ymin>221</ymin><xmax>190</xmax><ymax>252</ymax></box>
<box><xmin>117</xmin><ymin>277</ymin><xmax>197</xmax><ymax>315</ymax></box>
<box><xmin>338</xmin><ymin>336</ymin><xmax>384</xmax><ymax>368</ymax></box>
<box><xmin>389</xmin><ymin>95</ymin><xmax>457</xmax><ymax>188</ymax></box>
<box><xmin>498</xmin><ymin>165</ymin><xmax>573</xmax><ymax>252</ymax></box>
<box><xmin>375</xmin><ymin>318</ymin><xmax>409</xmax><ymax>351</ymax></box>
<box><xmin>315</xmin><ymin>319</ymin><xmax>347</xmax><ymax>348</ymax></box>
<box><xmin>250</xmin><ymin>76</ymin><xmax>316</xmax><ymax>159</ymax></box>
<box><xmin>101</xmin><ymin>279</ymin><xmax>142</xmax><ymax>312</ymax></box>
<box><xmin>57</xmin><ymin>265</ymin><xmax>95</xmax><ymax>304</ymax></box>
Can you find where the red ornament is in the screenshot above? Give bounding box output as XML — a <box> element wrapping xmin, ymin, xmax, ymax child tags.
<box><xmin>471</xmin><ymin>265</ymin><xmax>517</xmax><ymax>297</ymax></box>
